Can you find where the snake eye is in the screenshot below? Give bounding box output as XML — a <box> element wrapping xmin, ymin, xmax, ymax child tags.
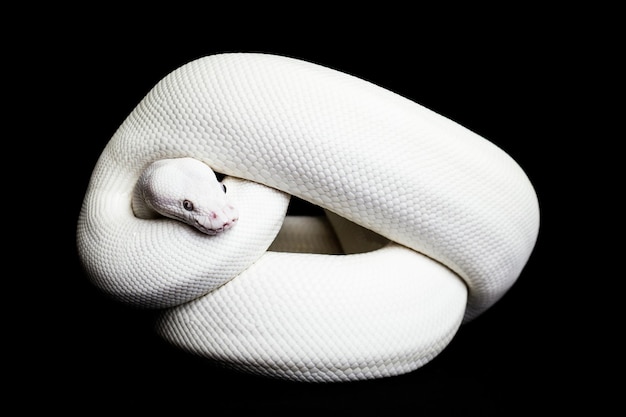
<box><xmin>222</xmin><ymin>183</ymin><xmax>227</xmax><ymax>194</ymax></box>
<box><xmin>182</xmin><ymin>200</ymin><xmax>194</xmax><ymax>211</ymax></box>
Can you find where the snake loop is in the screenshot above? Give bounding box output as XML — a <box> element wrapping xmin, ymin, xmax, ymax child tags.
<box><xmin>77</xmin><ymin>53</ymin><xmax>539</xmax><ymax>381</ymax></box>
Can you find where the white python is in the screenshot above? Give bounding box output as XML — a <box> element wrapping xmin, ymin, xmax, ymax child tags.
<box><xmin>76</xmin><ymin>53</ymin><xmax>539</xmax><ymax>382</ymax></box>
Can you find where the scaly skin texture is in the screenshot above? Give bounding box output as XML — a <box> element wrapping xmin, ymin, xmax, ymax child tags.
<box><xmin>77</xmin><ymin>53</ymin><xmax>539</xmax><ymax>381</ymax></box>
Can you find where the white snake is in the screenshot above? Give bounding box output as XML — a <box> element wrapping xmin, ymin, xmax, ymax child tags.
<box><xmin>76</xmin><ymin>53</ymin><xmax>539</xmax><ymax>382</ymax></box>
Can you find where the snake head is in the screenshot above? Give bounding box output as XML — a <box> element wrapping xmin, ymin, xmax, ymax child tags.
<box><xmin>137</xmin><ymin>158</ymin><xmax>239</xmax><ymax>235</ymax></box>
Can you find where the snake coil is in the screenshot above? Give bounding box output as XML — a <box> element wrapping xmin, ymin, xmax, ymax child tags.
<box><xmin>77</xmin><ymin>53</ymin><xmax>539</xmax><ymax>382</ymax></box>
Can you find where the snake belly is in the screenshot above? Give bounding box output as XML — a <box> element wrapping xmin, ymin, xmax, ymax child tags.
<box><xmin>76</xmin><ymin>53</ymin><xmax>539</xmax><ymax>382</ymax></box>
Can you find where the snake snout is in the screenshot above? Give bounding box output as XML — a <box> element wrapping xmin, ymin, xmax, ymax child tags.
<box><xmin>220</xmin><ymin>204</ymin><xmax>239</xmax><ymax>228</ymax></box>
<box><xmin>195</xmin><ymin>206</ymin><xmax>239</xmax><ymax>235</ymax></box>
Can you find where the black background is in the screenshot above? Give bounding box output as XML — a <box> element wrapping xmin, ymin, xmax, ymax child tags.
<box><xmin>18</xmin><ymin>13</ymin><xmax>614</xmax><ymax>416</ymax></box>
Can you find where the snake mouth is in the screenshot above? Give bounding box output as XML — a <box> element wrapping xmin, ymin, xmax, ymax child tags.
<box><xmin>193</xmin><ymin>217</ymin><xmax>238</xmax><ymax>235</ymax></box>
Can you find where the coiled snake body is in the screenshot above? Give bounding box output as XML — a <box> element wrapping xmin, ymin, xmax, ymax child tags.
<box><xmin>77</xmin><ymin>53</ymin><xmax>539</xmax><ymax>382</ymax></box>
